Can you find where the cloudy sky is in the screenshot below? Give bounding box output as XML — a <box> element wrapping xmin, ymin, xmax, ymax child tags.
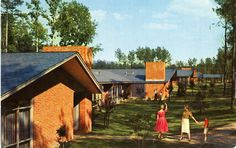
<box><xmin>77</xmin><ymin>0</ymin><xmax>224</xmax><ymax>63</ymax></box>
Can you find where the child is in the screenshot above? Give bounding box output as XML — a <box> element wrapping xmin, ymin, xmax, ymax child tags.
<box><xmin>203</xmin><ymin>117</ymin><xmax>209</xmax><ymax>142</ymax></box>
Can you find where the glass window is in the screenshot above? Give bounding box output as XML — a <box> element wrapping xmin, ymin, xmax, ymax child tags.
<box><xmin>4</xmin><ymin>111</ymin><xmax>17</xmax><ymax>146</ymax></box>
<box><xmin>3</xmin><ymin>106</ymin><xmax>31</xmax><ymax>148</ymax></box>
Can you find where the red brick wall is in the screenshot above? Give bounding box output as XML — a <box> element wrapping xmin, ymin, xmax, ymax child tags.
<box><xmin>145</xmin><ymin>84</ymin><xmax>164</xmax><ymax>99</ymax></box>
<box><xmin>145</xmin><ymin>62</ymin><xmax>166</xmax><ymax>99</ymax></box>
<box><xmin>3</xmin><ymin>67</ymin><xmax>84</xmax><ymax>148</ymax></box>
<box><xmin>31</xmin><ymin>68</ymin><xmax>79</xmax><ymax>148</ymax></box>
<box><xmin>33</xmin><ymin>82</ymin><xmax>74</xmax><ymax>148</ymax></box>
<box><xmin>146</xmin><ymin>62</ymin><xmax>165</xmax><ymax>81</ymax></box>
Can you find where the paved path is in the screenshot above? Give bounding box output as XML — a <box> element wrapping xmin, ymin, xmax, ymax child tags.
<box><xmin>74</xmin><ymin>123</ymin><xmax>236</xmax><ymax>147</ymax></box>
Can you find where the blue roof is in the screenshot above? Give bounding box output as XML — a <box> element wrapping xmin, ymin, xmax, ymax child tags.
<box><xmin>92</xmin><ymin>69</ymin><xmax>145</xmax><ymax>83</ymax></box>
<box><xmin>166</xmin><ymin>69</ymin><xmax>176</xmax><ymax>81</ymax></box>
<box><xmin>177</xmin><ymin>70</ymin><xmax>193</xmax><ymax>77</ymax></box>
<box><xmin>92</xmin><ymin>69</ymin><xmax>176</xmax><ymax>84</ymax></box>
<box><xmin>203</xmin><ymin>74</ymin><xmax>223</xmax><ymax>79</ymax></box>
<box><xmin>1</xmin><ymin>52</ymin><xmax>76</xmax><ymax>96</ymax></box>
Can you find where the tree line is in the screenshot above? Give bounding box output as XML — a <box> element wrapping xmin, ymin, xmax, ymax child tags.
<box><xmin>1</xmin><ymin>0</ymin><xmax>102</xmax><ymax>53</ymax></box>
<box><xmin>94</xmin><ymin>46</ymin><xmax>230</xmax><ymax>78</ymax></box>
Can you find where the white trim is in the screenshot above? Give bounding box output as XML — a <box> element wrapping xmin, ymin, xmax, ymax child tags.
<box><xmin>74</xmin><ymin>54</ymin><xmax>102</xmax><ymax>93</ymax></box>
<box><xmin>146</xmin><ymin>79</ymin><xmax>165</xmax><ymax>81</ymax></box>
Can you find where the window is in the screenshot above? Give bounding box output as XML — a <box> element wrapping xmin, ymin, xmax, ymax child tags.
<box><xmin>2</xmin><ymin>106</ymin><xmax>31</xmax><ymax>148</ymax></box>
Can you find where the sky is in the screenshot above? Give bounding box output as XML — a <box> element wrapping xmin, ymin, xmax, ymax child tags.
<box><xmin>22</xmin><ymin>0</ymin><xmax>224</xmax><ymax>63</ymax></box>
<box><xmin>77</xmin><ymin>0</ymin><xmax>224</xmax><ymax>63</ymax></box>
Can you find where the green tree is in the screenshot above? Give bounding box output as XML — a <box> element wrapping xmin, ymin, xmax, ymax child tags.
<box><xmin>44</xmin><ymin>0</ymin><xmax>62</xmax><ymax>45</ymax></box>
<box><xmin>115</xmin><ymin>48</ymin><xmax>127</xmax><ymax>65</ymax></box>
<box><xmin>214</xmin><ymin>0</ymin><xmax>236</xmax><ymax>110</ymax></box>
<box><xmin>136</xmin><ymin>47</ymin><xmax>154</xmax><ymax>63</ymax></box>
<box><xmin>175</xmin><ymin>60</ymin><xmax>185</xmax><ymax>68</ymax></box>
<box><xmin>1</xmin><ymin>0</ymin><xmax>23</xmax><ymax>52</ymax></box>
<box><xmin>92</xmin><ymin>43</ymin><xmax>103</xmax><ymax>56</ymax></box>
<box><xmin>12</xmin><ymin>16</ymin><xmax>34</xmax><ymax>52</ymax></box>
<box><xmin>215</xmin><ymin>48</ymin><xmax>225</xmax><ymax>74</ymax></box>
<box><xmin>197</xmin><ymin>59</ymin><xmax>205</xmax><ymax>74</ymax></box>
<box><xmin>128</xmin><ymin>50</ymin><xmax>136</xmax><ymax>68</ymax></box>
<box><xmin>187</xmin><ymin>58</ymin><xmax>197</xmax><ymax>67</ymax></box>
<box><xmin>56</xmin><ymin>1</ymin><xmax>97</xmax><ymax>46</ymax></box>
<box><xmin>155</xmin><ymin>47</ymin><xmax>172</xmax><ymax>64</ymax></box>
<box><xmin>27</xmin><ymin>0</ymin><xmax>47</xmax><ymax>52</ymax></box>
<box><xmin>205</xmin><ymin>57</ymin><xmax>213</xmax><ymax>73</ymax></box>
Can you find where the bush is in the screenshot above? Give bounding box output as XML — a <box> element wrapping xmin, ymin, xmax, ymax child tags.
<box><xmin>193</xmin><ymin>84</ymin><xmax>209</xmax><ymax>114</ymax></box>
<box><xmin>208</xmin><ymin>82</ymin><xmax>215</xmax><ymax>97</ymax></box>
<box><xmin>128</xmin><ymin>113</ymin><xmax>153</xmax><ymax>148</ymax></box>
<box><xmin>177</xmin><ymin>82</ymin><xmax>186</xmax><ymax>96</ymax></box>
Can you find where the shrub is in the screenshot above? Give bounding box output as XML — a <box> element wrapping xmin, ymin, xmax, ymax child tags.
<box><xmin>208</xmin><ymin>82</ymin><xmax>215</xmax><ymax>97</ymax></box>
<box><xmin>193</xmin><ymin>84</ymin><xmax>209</xmax><ymax>114</ymax></box>
<box><xmin>177</xmin><ymin>82</ymin><xmax>186</xmax><ymax>96</ymax></box>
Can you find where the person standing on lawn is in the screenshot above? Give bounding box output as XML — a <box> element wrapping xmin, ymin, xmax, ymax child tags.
<box><xmin>199</xmin><ymin>116</ymin><xmax>209</xmax><ymax>142</ymax></box>
<box><xmin>154</xmin><ymin>89</ymin><xmax>159</xmax><ymax>101</ymax></box>
<box><xmin>154</xmin><ymin>103</ymin><xmax>168</xmax><ymax>139</ymax></box>
<box><xmin>179</xmin><ymin>105</ymin><xmax>199</xmax><ymax>142</ymax></box>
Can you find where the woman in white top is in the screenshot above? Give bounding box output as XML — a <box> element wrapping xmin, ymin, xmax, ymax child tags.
<box><xmin>179</xmin><ymin>105</ymin><xmax>199</xmax><ymax>142</ymax></box>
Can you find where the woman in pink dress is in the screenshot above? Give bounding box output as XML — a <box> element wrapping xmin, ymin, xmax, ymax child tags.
<box><xmin>154</xmin><ymin>103</ymin><xmax>168</xmax><ymax>139</ymax></box>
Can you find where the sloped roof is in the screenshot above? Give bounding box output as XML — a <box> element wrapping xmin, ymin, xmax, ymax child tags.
<box><xmin>177</xmin><ymin>70</ymin><xmax>193</xmax><ymax>77</ymax></box>
<box><xmin>92</xmin><ymin>69</ymin><xmax>176</xmax><ymax>84</ymax></box>
<box><xmin>197</xmin><ymin>72</ymin><xmax>202</xmax><ymax>78</ymax></box>
<box><xmin>1</xmin><ymin>52</ymin><xmax>101</xmax><ymax>99</ymax></box>
<box><xmin>203</xmin><ymin>74</ymin><xmax>223</xmax><ymax>79</ymax></box>
<box><xmin>92</xmin><ymin>69</ymin><xmax>145</xmax><ymax>83</ymax></box>
<box><xmin>166</xmin><ymin>69</ymin><xmax>176</xmax><ymax>81</ymax></box>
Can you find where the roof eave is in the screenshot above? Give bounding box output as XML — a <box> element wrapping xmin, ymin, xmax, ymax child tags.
<box><xmin>1</xmin><ymin>53</ymin><xmax>102</xmax><ymax>101</ymax></box>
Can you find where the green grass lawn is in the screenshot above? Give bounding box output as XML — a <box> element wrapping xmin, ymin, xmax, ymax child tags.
<box><xmin>71</xmin><ymin>83</ymin><xmax>236</xmax><ymax>147</ymax></box>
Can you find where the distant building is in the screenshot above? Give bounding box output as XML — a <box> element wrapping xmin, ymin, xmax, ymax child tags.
<box><xmin>93</xmin><ymin>62</ymin><xmax>177</xmax><ymax>100</ymax></box>
<box><xmin>201</xmin><ymin>74</ymin><xmax>224</xmax><ymax>82</ymax></box>
<box><xmin>176</xmin><ymin>68</ymin><xmax>194</xmax><ymax>85</ymax></box>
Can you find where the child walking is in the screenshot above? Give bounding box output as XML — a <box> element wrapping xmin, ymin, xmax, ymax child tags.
<box><xmin>203</xmin><ymin>117</ymin><xmax>209</xmax><ymax>142</ymax></box>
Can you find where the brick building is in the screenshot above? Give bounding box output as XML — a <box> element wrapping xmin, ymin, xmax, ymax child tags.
<box><xmin>92</xmin><ymin>62</ymin><xmax>176</xmax><ymax>101</ymax></box>
<box><xmin>1</xmin><ymin>52</ymin><xmax>101</xmax><ymax>148</ymax></box>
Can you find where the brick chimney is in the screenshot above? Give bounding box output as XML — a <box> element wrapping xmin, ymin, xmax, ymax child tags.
<box><xmin>43</xmin><ymin>46</ymin><xmax>93</xmax><ymax>69</ymax></box>
<box><xmin>145</xmin><ymin>62</ymin><xmax>166</xmax><ymax>100</ymax></box>
<box><xmin>145</xmin><ymin>62</ymin><xmax>165</xmax><ymax>81</ymax></box>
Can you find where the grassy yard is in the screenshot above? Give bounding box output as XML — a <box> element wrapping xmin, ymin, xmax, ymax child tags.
<box><xmin>70</xmin><ymin>83</ymin><xmax>236</xmax><ymax>147</ymax></box>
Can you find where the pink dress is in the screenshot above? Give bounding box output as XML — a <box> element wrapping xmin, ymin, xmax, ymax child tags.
<box><xmin>154</xmin><ymin>111</ymin><xmax>168</xmax><ymax>132</ymax></box>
